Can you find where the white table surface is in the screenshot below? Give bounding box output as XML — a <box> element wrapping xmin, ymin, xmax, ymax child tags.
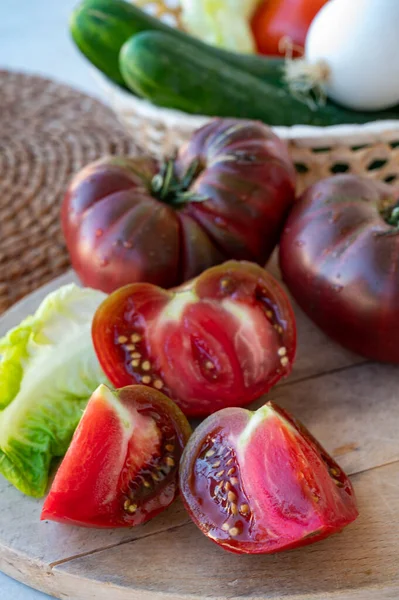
<box><xmin>0</xmin><ymin>1</ymin><xmax>106</xmax><ymax>598</ymax></box>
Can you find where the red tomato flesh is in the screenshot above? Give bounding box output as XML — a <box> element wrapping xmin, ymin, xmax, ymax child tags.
<box><xmin>41</xmin><ymin>384</ymin><xmax>191</xmax><ymax>528</ymax></box>
<box><xmin>92</xmin><ymin>261</ymin><xmax>297</xmax><ymax>417</ymax></box>
<box><xmin>179</xmin><ymin>401</ymin><xmax>358</xmax><ymax>554</ymax></box>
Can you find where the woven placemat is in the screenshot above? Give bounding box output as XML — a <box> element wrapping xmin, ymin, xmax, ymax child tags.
<box><xmin>0</xmin><ymin>70</ymin><xmax>139</xmax><ymax>314</ymax></box>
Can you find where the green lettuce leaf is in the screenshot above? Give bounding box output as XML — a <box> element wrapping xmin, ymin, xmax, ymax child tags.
<box><xmin>180</xmin><ymin>0</ymin><xmax>260</xmax><ymax>54</ymax></box>
<box><xmin>0</xmin><ymin>284</ymin><xmax>109</xmax><ymax>497</ymax></box>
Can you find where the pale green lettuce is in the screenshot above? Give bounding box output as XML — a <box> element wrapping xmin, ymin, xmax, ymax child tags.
<box><xmin>0</xmin><ymin>284</ymin><xmax>109</xmax><ymax>497</ymax></box>
<box><xmin>180</xmin><ymin>0</ymin><xmax>260</xmax><ymax>54</ymax></box>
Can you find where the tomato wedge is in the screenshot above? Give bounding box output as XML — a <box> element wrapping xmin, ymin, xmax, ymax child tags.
<box><xmin>41</xmin><ymin>384</ymin><xmax>191</xmax><ymax>528</ymax></box>
<box><xmin>179</xmin><ymin>401</ymin><xmax>358</xmax><ymax>554</ymax></box>
<box><xmin>92</xmin><ymin>261</ymin><xmax>296</xmax><ymax>417</ymax></box>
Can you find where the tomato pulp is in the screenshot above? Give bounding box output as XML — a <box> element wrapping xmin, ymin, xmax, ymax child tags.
<box><xmin>41</xmin><ymin>384</ymin><xmax>191</xmax><ymax>527</ymax></box>
<box><xmin>179</xmin><ymin>401</ymin><xmax>358</xmax><ymax>554</ymax></box>
<box><xmin>92</xmin><ymin>261</ymin><xmax>296</xmax><ymax>416</ymax></box>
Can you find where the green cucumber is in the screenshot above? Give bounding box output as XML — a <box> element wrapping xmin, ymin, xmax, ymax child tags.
<box><xmin>70</xmin><ymin>0</ymin><xmax>285</xmax><ymax>88</ymax></box>
<box><xmin>119</xmin><ymin>31</ymin><xmax>399</xmax><ymax>127</ymax></box>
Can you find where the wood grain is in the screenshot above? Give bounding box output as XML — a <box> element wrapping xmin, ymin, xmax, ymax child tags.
<box><xmin>266</xmin><ymin>362</ymin><xmax>399</xmax><ymax>476</ymax></box>
<box><xmin>49</xmin><ymin>463</ymin><xmax>399</xmax><ymax>600</ymax></box>
<box><xmin>0</xmin><ymin>271</ymin><xmax>398</xmax><ymax>599</ymax></box>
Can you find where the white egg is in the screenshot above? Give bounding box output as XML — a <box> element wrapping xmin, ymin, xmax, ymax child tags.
<box><xmin>305</xmin><ymin>0</ymin><xmax>399</xmax><ymax>111</ymax></box>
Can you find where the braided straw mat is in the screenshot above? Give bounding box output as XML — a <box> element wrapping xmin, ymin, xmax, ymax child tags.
<box><xmin>0</xmin><ymin>70</ymin><xmax>139</xmax><ymax>314</ymax></box>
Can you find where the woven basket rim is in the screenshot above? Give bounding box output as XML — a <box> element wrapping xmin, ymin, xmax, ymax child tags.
<box><xmin>96</xmin><ymin>73</ymin><xmax>399</xmax><ymax>148</ymax></box>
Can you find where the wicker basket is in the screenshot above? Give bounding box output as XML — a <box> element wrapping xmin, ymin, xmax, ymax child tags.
<box><xmin>103</xmin><ymin>0</ymin><xmax>399</xmax><ymax>193</ymax></box>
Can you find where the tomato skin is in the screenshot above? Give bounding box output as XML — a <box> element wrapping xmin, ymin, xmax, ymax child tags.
<box><xmin>62</xmin><ymin>119</ymin><xmax>296</xmax><ymax>293</ymax></box>
<box><xmin>251</xmin><ymin>0</ymin><xmax>328</xmax><ymax>57</ymax></box>
<box><xmin>280</xmin><ymin>174</ymin><xmax>399</xmax><ymax>363</ymax></box>
<box><xmin>92</xmin><ymin>261</ymin><xmax>297</xmax><ymax>416</ymax></box>
<box><xmin>41</xmin><ymin>384</ymin><xmax>191</xmax><ymax>528</ymax></box>
<box><xmin>179</xmin><ymin>401</ymin><xmax>358</xmax><ymax>554</ymax></box>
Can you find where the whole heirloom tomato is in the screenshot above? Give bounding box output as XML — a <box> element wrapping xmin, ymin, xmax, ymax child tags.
<box><xmin>41</xmin><ymin>384</ymin><xmax>191</xmax><ymax>528</ymax></box>
<box><xmin>179</xmin><ymin>401</ymin><xmax>358</xmax><ymax>554</ymax></box>
<box><xmin>92</xmin><ymin>261</ymin><xmax>296</xmax><ymax>417</ymax></box>
<box><xmin>280</xmin><ymin>174</ymin><xmax>399</xmax><ymax>363</ymax></box>
<box><xmin>251</xmin><ymin>0</ymin><xmax>328</xmax><ymax>57</ymax></box>
<box><xmin>62</xmin><ymin>119</ymin><xmax>296</xmax><ymax>293</ymax></box>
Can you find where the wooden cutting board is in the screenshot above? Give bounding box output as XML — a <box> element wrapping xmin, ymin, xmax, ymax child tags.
<box><xmin>0</xmin><ymin>266</ymin><xmax>398</xmax><ymax>600</ymax></box>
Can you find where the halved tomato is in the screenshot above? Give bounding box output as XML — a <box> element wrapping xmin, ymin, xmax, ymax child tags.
<box><xmin>41</xmin><ymin>384</ymin><xmax>191</xmax><ymax>528</ymax></box>
<box><xmin>179</xmin><ymin>401</ymin><xmax>358</xmax><ymax>554</ymax></box>
<box><xmin>92</xmin><ymin>261</ymin><xmax>296</xmax><ymax>417</ymax></box>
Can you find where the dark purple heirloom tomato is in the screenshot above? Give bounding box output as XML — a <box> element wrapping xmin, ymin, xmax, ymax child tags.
<box><xmin>62</xmin><ymin>119</ymin><xmax>296</xmax><ymax>293</ymax></box>
<box><xmin>280</xmin><ymin>174</ymin><xmax>399</xmax><ymax>363</ymax></box>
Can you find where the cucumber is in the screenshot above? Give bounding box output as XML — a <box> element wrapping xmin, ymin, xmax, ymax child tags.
<box><xmin>70</xmin><ymin>0</ymin><xmax>285</xmax><ymax>87</ymax></box>
<box><xmin>120</xmin><ymin>31</ymin><xmax>399</xmax><ymax>127</ymax></box>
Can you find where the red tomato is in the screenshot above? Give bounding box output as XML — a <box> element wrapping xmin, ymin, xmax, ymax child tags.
<box><xmin>179</xmin><ymin>401</ymin><xmax>358</xmax><ymax>554</ymax></box>
<box><xmin>41</xmin><ymin>384</ymin><xmax>191</xmax><ymax>528</ymax></box>
<box><xmin>62</xmin><ymin>119</ymin><xmax>295</xmax><ymax>293</ymax></box>
<box><xmin>92</xmin><ymin>261</ymin><xmax>296</xmax><ymax>417</ymax></box>
<box><xmin>251</xmin><ymin>0</ymin><xmax>328</xmax><ymax>57</ymax></box>
<box><xmin>280</xmin><ymin>175</ymin><xmax>399</xmax><ymax>363</ymax></box>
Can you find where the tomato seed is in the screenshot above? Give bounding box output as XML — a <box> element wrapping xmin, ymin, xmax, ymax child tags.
<box><xmin>229</xmin><ymin>527</ymin><xmax>239</xmax><ymax>536</ymax></box>
<box><xmin>212</xmin><ymin>461</ymin><xmax>221</xmax><ymax>468</ymax></box>
<box><xmin>278</xmin><ymin>347</ymin><xmax>287</xmax><ymax>356</ymax></box>
<box><xmin>142</xmin><ymin>360</ymin><xmax>151</xmax><ymax>371</ymax></box>
<box><xmin>222</xmin><ymin>523</ymin><xmax>230</xmax><ymax>531</ymax></box>
<box><xmin>131</xmin><ymin>359</ymin><xmax>140</xmax><ymax>367</ymax></box>
<box><xmin>166</xmin><ymin>457</ymin><xmax>175</xmax><ymax>467</ymax></box>
<box><xmin>227</xmin><ymin>467</ymin><xmax>235</xmax><ymax>476</ymax></box>
<box><xmin>280</xmin><ymin>356</ymin><xmax>289</xmax><ymax>367</ymax></box>
<box><xmin>216</xmin><ymin>470</ymin><xmax>225</xmax><ymax>478</ymax></box>
<box><xmin>205</xmin><ymin>450</ymin><xmax>215</xmax><ymax>458</ymax></box>
<box><xmin>231</xmin><ymin>503</ymin><xmax>238</xmax><ymax>515</ymax></box>
<box><xmin>240</xmin><ymin>504</ymin><xmax>250</xmax><ymax>515</ymax></box>
<box><xmin>165</xmin><ymin>444</ymin><xmax>174</xmax><ymax>452</ymax></box>
<box><xmin>153</xmin><ymin>379</ymin><xmax>164</xmax><ymax>390</ymax></box>
<box><xmin>117</xmin><ymin>335</ymin><xmax>128</xmax><ymax>344</ymax></box>
<box><xmin>227</xmin><ymin>491</ymin><xmax>237</xmax><ymax>503</ymax></box>
<box><xmin>132</xmin><ymin>352</ymin><xmax>141</xmax><ymax>359</ymax></box>
<box><xmin>230</xmin><ymin>477</ymin><xmax>239</xmax><ymax>485</ymax></box>
<box><xmin>131</xmin><ymin>333</ymin><xmax>142</xmax><ymax>343</ymax></box>
<box><xmin>142</xmin><ymin>375</ymin><xmax>151</xmax><ymax>384</ymax></box>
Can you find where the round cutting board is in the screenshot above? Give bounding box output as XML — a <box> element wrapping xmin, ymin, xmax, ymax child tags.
<box><xmin>0</xmin><ymin>264</ymin><xmax>398</xmax><ymax>600</ymax></box>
